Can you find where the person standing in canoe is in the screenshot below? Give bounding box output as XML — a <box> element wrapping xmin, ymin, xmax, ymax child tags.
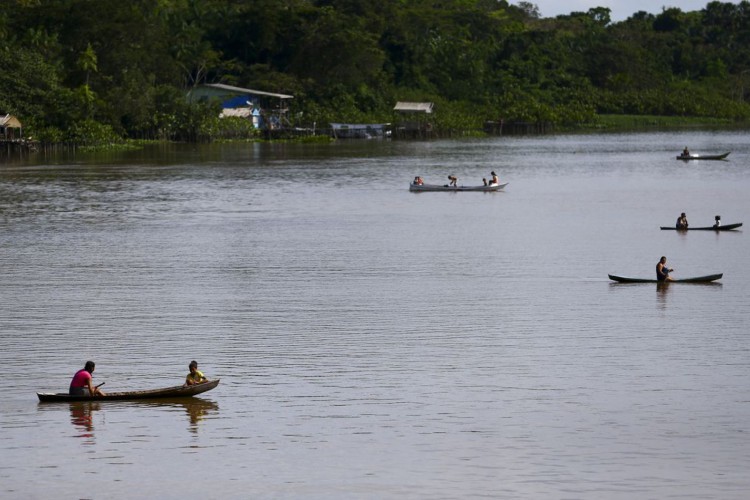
<box><xmin>448</xmin><ymin>175</ymin><xmax>458</xmax><ymax>187</ymax></box>
<box><xmin>676</xmin><ymin>212</ymin><xmax>688</xmax><ymax>230</ymax></box>
<box><xmin>69</xmin><ymin>361</ymin><xmax>105</xmax><ymax>396</ymax></box>
<box><xmin>656</xmin><ymin>256</ymin><xmax>673</xmax><ymax>282</ymax></box>
<box><xmin>185</xmin><ymin>360</ymin><xmax>208</xmax><ymax>386</ymax></box>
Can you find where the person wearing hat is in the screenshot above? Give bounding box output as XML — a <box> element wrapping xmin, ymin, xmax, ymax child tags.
<box><xmin>676</xmin><ymin>212</ymin><xmax>688</xmax><ymax>230</ymax></box>
<box><xmin>713</xmin><ymin>215</ymin><xmax>721</xmax><ymax>228</ymax></box>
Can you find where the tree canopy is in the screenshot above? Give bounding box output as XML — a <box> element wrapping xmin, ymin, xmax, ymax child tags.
<box><xmin>1</xmin><ymin>0</ymin><xmax>750</xmax><ymax>142</ymax></box>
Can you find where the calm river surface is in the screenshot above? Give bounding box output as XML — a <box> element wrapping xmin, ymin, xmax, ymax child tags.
<box><xmin>1</xmin><ymin>131</ymin><xmax>749</xmax><ymax>499</ymax></box>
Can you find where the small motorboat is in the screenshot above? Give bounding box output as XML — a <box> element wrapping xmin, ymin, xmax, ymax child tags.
<box><xmin>37</xmin><ymin>379</ymin><xmax>220</xmax><ymax>402</ymax></box>
<box><xmin>409</xmin><ymin>182</ymin><xmax>508</xmax><ymax>192</ymax></box>
<box><xmin>608</xmin><ymin>274</ymin><xmax>722</xmax><ymax>283</ymax></box>
<box><xmin>676</xmin><ymin>152</ymin><xmax>730</xmax><ymax>160</ymax></box>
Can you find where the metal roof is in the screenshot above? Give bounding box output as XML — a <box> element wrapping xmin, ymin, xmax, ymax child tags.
<box><xmin>203</xmin><ymin>83</ymin><xmax>293</xmax><ymax>99</ymax></box>
<box><xmin>393</xmin><ymin>102</ymin><xmax>434</xmax><ymax>113</ymax></box>
<box><xmin>0</xmin><ymin>114</ymin><xmax>22</xmax><ymax>128</ymax></box>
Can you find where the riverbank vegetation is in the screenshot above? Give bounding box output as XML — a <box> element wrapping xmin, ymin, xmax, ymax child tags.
<box><xmin>2</xmin><ymin>0</ymin><xmax>750</xmax><ymax>145</ymax></box>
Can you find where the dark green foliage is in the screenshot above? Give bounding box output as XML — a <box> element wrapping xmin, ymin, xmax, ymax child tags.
<box><xmin>2</xmin><ymin>0</ymin><xmax>750</xmax><ymax>144</ymax></box>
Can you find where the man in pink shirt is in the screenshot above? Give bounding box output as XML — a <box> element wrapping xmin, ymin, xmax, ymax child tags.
<box><xmin>69</xmin><ymin>361</ymin><xmax>105</xmax><ymax>396</ymax></box>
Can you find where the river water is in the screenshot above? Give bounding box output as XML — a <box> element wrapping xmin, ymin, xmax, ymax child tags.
<box><xmin>1</xmin><ymin>131</ymin><xmax>749</xmax><ymax>499</ymax></box>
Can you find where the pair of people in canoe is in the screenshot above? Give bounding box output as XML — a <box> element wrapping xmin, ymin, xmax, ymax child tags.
<box><xmin>68</xmin><ymin>360</ymin><xmax>209</xmax><ymax>396</ymax></box>
<box><xmin>675</xmin><ymin>212</ymin><xmax>723</xmax><ymax>229</ymax></box>
<box><xmin>445</xmin><ymin>171</ymin><xmax>499</xmax><ymax>187</ymax></box>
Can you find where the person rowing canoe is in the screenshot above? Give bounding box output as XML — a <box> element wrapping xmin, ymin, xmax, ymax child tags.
<box><xmin>185</xmin><ymin>360</ymin><xmax>209</xmax><ymax>386</ymax></box>
<box><xmin>656</xmin><ymin>256</ymin><xmax>673</xmax><ymax>282</ymax></box>
<box><xmin>69</xmin><ymin>361</ymin><xmax>105</xmax><ymax>396</ymax></box>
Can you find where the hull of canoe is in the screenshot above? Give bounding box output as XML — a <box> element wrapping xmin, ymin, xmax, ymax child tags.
<box><xmin>676</xmin><ymin>152</ymin><xmax>730</xmax><ymax>160</ymax></box>
<box><xmin>608</xmin><ymin>274</ymin><xmax>722</xmax><ymax>283</ymax></box>
<box><xmin>37</xmin><ymin>379</ymin><xmax>220</xmax><ymax>402</ymax></box>
<box><xmin>660</xmin><ymin>223</ymin><xmax>742</xmax><ymax>231</ymax></box>
<box><xmin>409</xmin><ymin>182</ymin><xmax>508</xmax><ymax>192</ymax></box>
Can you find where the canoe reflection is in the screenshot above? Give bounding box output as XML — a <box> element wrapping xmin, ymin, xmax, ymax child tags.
<box><xmin>64</xmin><ymin>398</ymin><xmax>219</xmax><ymax>437</ymax></box>
<box><xmin>130</xmin><ymin>398</ymin><xmax>219</xmax><ymax>432</ymax></box>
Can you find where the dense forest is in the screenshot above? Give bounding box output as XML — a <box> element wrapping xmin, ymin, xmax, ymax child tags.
<box><xmin>2</xmin><ymin>0</ymin><xmax>750</xmax><ymax>143</ymax></box>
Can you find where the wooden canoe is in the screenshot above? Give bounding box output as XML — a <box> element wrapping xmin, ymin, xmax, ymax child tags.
<box><xmin>37</xmin><ymin>379</ymin><xmax>220</xmax><ymax>402</ymax></box>
<box><xmin>676</xmin><ymin>152</ymin><xmax>730</xmax><ymax>160</ymax></box>
<box><xmin>660</xmin><ymin>222</ymin><xmax>742</xmax><ymax>231</ymax></box>
<box><xmin>608</xmin><ymin>274</ymin><xmax>722</xmax><ymax>283</ymax></box>
<box><xmin>409</xmin><ymin>182</ymin><xmax>508</xmax><ymax>192</ymax></box>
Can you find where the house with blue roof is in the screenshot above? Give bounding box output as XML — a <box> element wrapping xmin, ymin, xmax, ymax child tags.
<box><xmin>186</xmin><ymin>84</ymin><xmax>293</xmax><ymax>130</ymax></box>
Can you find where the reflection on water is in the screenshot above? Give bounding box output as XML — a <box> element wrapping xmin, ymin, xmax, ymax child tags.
<box><xmin>69</xmin><ymin>402</ymin><xmax>98</xmax><ymax>443</ymax></box>
<box><xmin>655</xmin><ymin>282</ymin><xmax>671</xmax><ymax>309</ymax></box>
<box><xmin>42</xmin><ymin>398</ymin><xmax>219</xmax><ymax>446</ymax></box>
<box><xmin>131</xmin><ymin>398</ymin><xmax>220</xmax><ymax>433</ymax></box>
<box><xmin>182</xmin><ymin>399</ymin><xmax>219</xmax><ymax>431</ymax></box>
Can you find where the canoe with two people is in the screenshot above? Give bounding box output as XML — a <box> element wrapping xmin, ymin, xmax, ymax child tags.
<box><xmin>38</xmin><ymin>360</ymin><xmax>219</xmax><ymax>402</ymax></box>
<box><xmin>660</xmin><ymin>214</ymin><xmax>742</xmax><ymax>231</ymax></box>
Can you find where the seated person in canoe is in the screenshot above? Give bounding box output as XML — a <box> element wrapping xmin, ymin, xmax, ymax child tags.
<box><xmin>675</xmin><ymin>212</ymin><xmax>688</xmax><ymax>230</ymax></box>
<box><xmin>681</xmin><ymin>146</ymin><xmax>690</xmax><ymax>157</ymax></box>
<box><xmin>483</xmin><ymin>171</ymin><xmax>500</xmax><ymax>186</ymax></box>
<box><xmin>413</xmin><ymin>176</ymin><xmax>424</xmax><ymax>186</ymax></box>
<box><xmin>713</xmin><ymin>215</ymin><xmax>721</xmax><ymax>228</ymax></box>
<box><xmin>69</xmin><ymin>360</ymin><xmax>105</xmax><ymax>396</ymax></box>
<box><xmin>656</xmin><ymin>256</ymin><xmax>673</xmax><ymax>282</ymax></box>
<box><xmin>185</xmin><ymin>360</ymin><xmax>208</xmax><ymax>386</ymax></box>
